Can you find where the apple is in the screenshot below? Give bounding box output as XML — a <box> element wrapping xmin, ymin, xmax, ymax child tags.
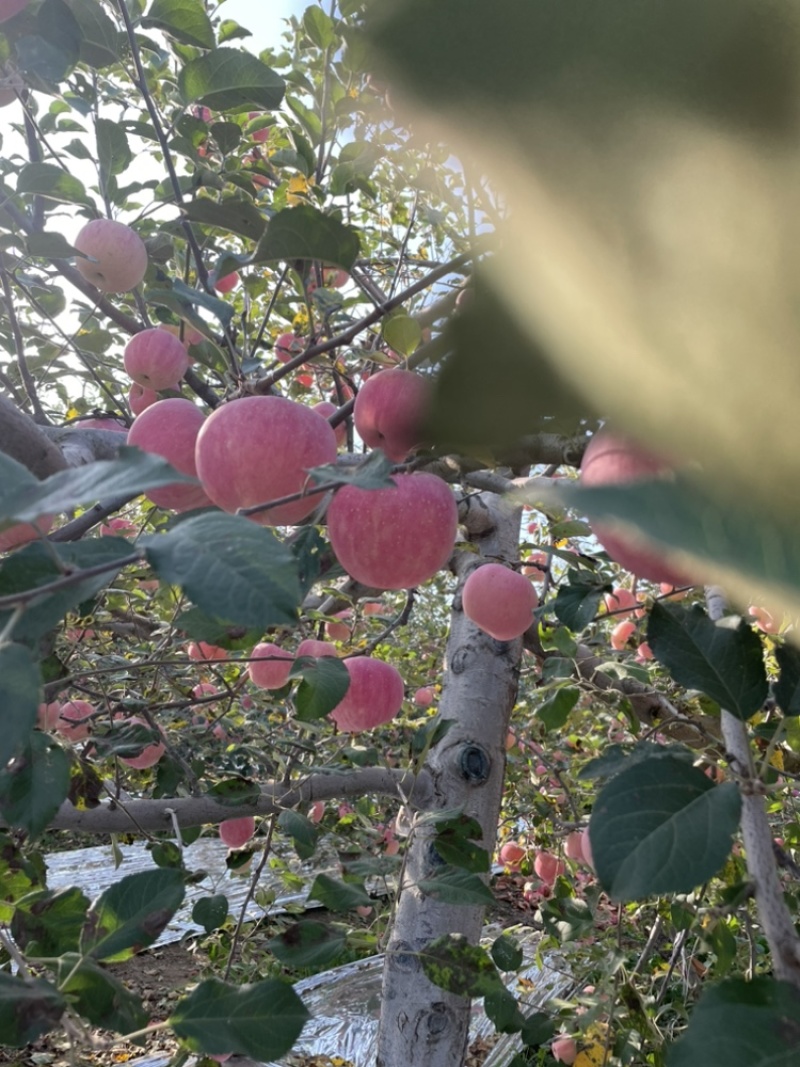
<box><xmin>0</xmin><ymin>515</ymin><xmax>54</xmax><ymax>552</ymax></box>
<box><xmin>603</xmin><ymin>586</ymin><xmax>639</xmax><ymax>618</ymax></box>
<box><xmin>353</xmin><ymin>368</ymin><xmax>430</xmax><ymax>462</ymax></box>
<box><xmin>552</xmin><ymin>1037</ymin><xmax>578</xmax><ymax>1065</ymax></box>
<box><xmin>296</xmin><ymin>638</ymin><xmax>337</xmax><ymax>659</ymax></box>
<box><xmin>37</xmin><ymin>702</ymin><xmax>62</xmax><ymax>731</ymax></box>
<box><xmin>57</xmin><ymin>699</ymin><xmax>96</xmax><ymax>741</ymax></box>
<box><xmin>312</xmin><ymin>401</ymin><xmax>347</xmax><ymax>447</ymax></box>
<box><xmin>118</xmin><ymin>716</ymin><xmax>166</xmax><ymax>769</ymax></box>
<box><xmin>73</xmin><ymin>219</ymin><xmax>148</xmax><ymax>293</ymax></box>
<box><xmin>211</xmin><ymin>271</ymin><xmax>239</xmax><ymax>294</ymax></box>
<box><xmin>750</xmin><ymin>605</ymin><xmax>780</xmax><ymax>634</ymax></box>
<box><xmin>187</xmin><ymin>641</ymin><xmax>228</xmax><ymax>662</ymax></box>
<box><xmin>124</xmin><ymin>328</ymin><xmax>190</xmax><ymax>391</ymax></box>
<box><xmin>192</xmin><ymin>682</ymin><xmax>219</xmax><ymax>700</ymax></box>
<box><xmin>99</xmin><ymin>517</ymin><xmax>137</xmax><ymax>538</ymax></box>
<box><xmin>129</xmin><ymin>383</ymin><xmax>158</xmax><ymax>416</ymax></box>
<box><xmin>275</xmin><ymin>332</ymin><xmax>303</xmax><ymax>364</ymax></box>
<box><xmin>498</xmin><ymin>841</ymin><xmax>525</xmax><ymax>871</ymax></box>
<box><xmin>195</xmin><ymin>396</ymin><xmax>338</xmax><ymax>526</ymax></box>
<box><xmin>248</xmin><ymin>642</ymin><xmax>293</xmax><ymax>689</ymax></box>
<box><xmin>564</xmin><ymin>831</ymin><xmax>585</xmax><ymax>862</ymax></box>
<box><xmin>636</xmin><ymin>641</ymin><xmax>654</xmax><ymax>661</ymax></box>
<box><xmin>191</xmin><ymin>105</ymin><xmax>212</xmax><ymax>122</ymax></box>
<box><xmin>219</xmin><ymin>816</ymin><xmax>256</xmax><ymax>849</ymax></box>
<box><xmin>363</xmin><ymin>601</ymin><xmax>386</xmax><ymax>615</ymax></box>
<box><xmin>580</xmin><ymin>431</ymin><xmax>693</xmax><ymax>586</ymax></box>
<box><xmin>127</xmin><ymin>398</ymin><xmax>212</xmax><ymax>512</ymax></box>
<box><xmin>309</xmin><ymin>800</ymin><xmax>325</xmax><ymax>824</ymax></box>
<box><xmin>610</xmin><ymin>619</ymin><xmax>636</xmax><ymax>650</ymax></box>
<box><xmin>327</xmin><ymin>472</ymin><xmax>457</xmax><ymax>590</ymax></box>
<box><xmin>0</xmin><ymin>0</ymin><xmax>28</xmax><ymax>22</ymax></box>
<box><xmin>461</xmin><ymin>564</ymin><xmax>538</xmax><ymax>641</ymax></box>
<box><xmin>581</xmin><ymin>828</ymin><xmax>594</xmax><ymax>871</ymax></box>
<box><xmin>247</xmin><ymin>112</ymin><xmax>270</xmax><ymax>142</ymax></box>
<box><xmin>534</xmin><ymin>851</ymin><xmax>565</xmax><ymax>886</ymax></box>
<box><xmin>413</xmin><ymin>686</ymin><xmax>435</xmax><ymax>707</ymax></box>
<box><xmin>329</xmin><ymin>656</ymin><xmax>404</xmax><ymax>732</ymax></box>
<box><xmin>325</xmin><ymin>612</ymin><xmax>352</xmax><ymax>642</ymax></box>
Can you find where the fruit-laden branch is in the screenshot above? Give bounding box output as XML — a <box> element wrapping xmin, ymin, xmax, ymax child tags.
<box><xmin>705</xmin><ymin>585</ymin><xmax>800</xmax><ymax>988</ymax></box>
<box><xmin>30</xmin><ymin>767</ymin><xmax>433</xmax><ymax>835</ymax></box>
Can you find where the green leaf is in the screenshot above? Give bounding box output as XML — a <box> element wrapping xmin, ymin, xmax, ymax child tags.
<box><xmin>143</xmin><ymin>513</ymin><xmax>301</xmax><ymax>630</ymax></box>
<box><xmin>0</xmin><ymin>973</ymin><xmax>66</xmax><ymax>1048</ymax></box>
<box><xmin>0</xmin><ymin>644</ymin><xmax>40</xmax><ymax>767</ymax></box>
<box><xmin>183</xmin><ymin>197</ymin><xmax>265</xmax><ymax>240</ymax></box>
<box><xmin>432</xmin><ymin>815</ymin><xmax>490</xmax><ymax>873</ymax></box>
<box><xmin>539</xmin><ymin>896</ymin><xmax>595</xmax><ymax>943</ymax></box>
<box><xmin>207</xmin><ymin>777</ymin><xmax>260</xmax><ymax>806</ymax></box>
<box><xmin>484</xmin><ymin>987</ymin><xmax>526</xmax><ymax>1033</ymax></box>
<box><xmin>420</xmin><ymin>934</ymin><xmax>505</xmax><ymax>998</ymax></box>
<box><xmin>536</xmin><ymin>687</ymin><xmax>580</xmax><ymax>732</ymax></box>
<box><xmin>491</xmin><ymin>933</ymin><xmax>523</xmax><ymax>972</ymax></box>
<box><xmin>96</xmin><ymin>118</ymin><xmax>131</xmax><ymax>195</ymax></box>
<box><xmin>65</xmin><ymin>0</ymin><xmax>120</xmax><ymax>68</ymax></box>
<box><xmin>0</xmin><ymin>835</ymin><xmax>46</xmax><ymax>923</ymax></box>
<box><xmin>11</xmin><ymin>886</ymin><xmax>88</xmax><ymax>957</ymax></box>
<box><xmin>170</xmin><ymin>977</ymin><xmax>309</xmax><ymax>1060</ymax></box>
<box><xmin>418</xmin><ymin>867</ymin><xmax>494</xmax><ymax>906</ymax></box>
<box><xmin>56</xmin><ymin>953</ymin><xmax>148</xmax><ymax>1034</ymax></box>
<box><xmin>192</xmin><ymin>894</ymin><xmax>229</xmax><ymax>935</ymax></box>
<box><xmin>292</xmin><ymin>655</ymin><xmax>350</xmax><ymax>722</ymax></box>
<box><xmin>0</xmin><ymin>733</ymin><xmax>70</xmax><ymax>839</ymax></box>
<box><xmin>209</xmin><ymin>121</ymin><xmax>242</xmax><ymax>155</ymax></box>
<box><xmin>382</xmin><ymin>310</ymin><xmax>422</xmax><ymax>357</ymax></box>
<box><xmin>277</xmin><ymin>809</ymin><xmax>320</xmax><ymax>861</ymax></box>
<box><xmin>648</xmin><ymin>603</ymin><xmax>768</xmax><ymax>720</ymax></box>
<box><xmin>308</xmin><ymin>873</ymin><xmax>370</xmax><ymax>912</ymax></box>
<box><xmin>303</xmin><ymin>5</ymin><xmax>336</xmax><ymax>48</ymax></box>
<box><xmin>775</xmin><ymin>645</ymin><xmax>800</xmax><ymax>716</ymax></box>
<box><xmin>520</xmin><ymin>1011</ymin><xmax>556</xmax><ymax>1048</ymax></box>
<box><xmin>589</xmin><ymin>754</ymin><xmax>742</xmax><ymax>901</ymax></box>
<box><xmin>268</xmin><ymin>920</ymin><xmax>346</xmax><ymax>968</ymax></box>
<box><xmin>26</xmin><ymin>231</ymin><xmax>79</xmax><ymax>259</ymax></box>
<box><xmin>142</xmin><ymin>0</ymin><xmax>215</xmax><ymax>49</ymax></box>
<box><xmin>146</xmin><ymin>278</ymin><xmax>235</xmax><ymax>330</ymax></box>
<box><xmin>308</xmin><ymin>449</ymin><xmax>395</xmax><ymax>491</ymax></box>
<box><xmin>178</xmin><ymin>47</ymin><xmax>285</xmax><ymax>111</ymax></box>
<box><xmin>578</xmin><ymin>741</ymin><xmax>692</xmax><ymax>782</ymax></box>
<box><xmin>667</xmin><ymin>977</ymin><xmax>800</xmax><ymax>1067</ymax></box>
<box><xmin>80</xmin><ymin>868</ymin><xmax>186</xmax><ymax>962</ymax></box>
<box><xmin>16</xmin><ymin>163</ymin><xmax>92</xmax><ymax>207</ymax></box>
<box><xmin>253</xmin><ymin>205</ymin><xmax>360</xmax><ymax>269</ymax></box>
<box><xmin>553</xmin><ymin>581</ymin><xmax>604</xmax><ymax>632</ymax></box>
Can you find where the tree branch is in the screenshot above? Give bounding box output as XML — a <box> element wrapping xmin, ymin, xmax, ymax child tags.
<box><xmin>0</xmin><ymin>395</ymin><xmax>68</xmax><ymax>478</ymax></box>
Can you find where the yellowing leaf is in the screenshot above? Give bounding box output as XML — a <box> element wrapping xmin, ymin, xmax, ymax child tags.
<box><xmin>575</xmin><ymin>1041</ymin><xmax>606</xmax><ymax>1067</ymax></box>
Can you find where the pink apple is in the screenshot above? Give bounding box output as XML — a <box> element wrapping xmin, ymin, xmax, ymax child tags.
<box><xmin>581</xmin><ymin>828</ymin><xmax>594</xmax><ymax>871</ymax></box>
<box><xmin>498</xmin><ymin>841</ymin><xmax>525</xmax><ymax>871</ymax></box>
<box><xmin>219</xmin><ymin>816</ymin><xmax>256</xmax><ymax>849</ymax></box>
<box><xmin>37</xmin><ymin>702</ymin><xmax>62</xmax><ymax>731</ymax></box>
<box><xmin>581</xmin><ymin>431</ymin><xmax>693</xmax><ymax>586</ymax></box>
<box><xmin>296</xmin><ymin>638</ymin><xmax>337</xmax><ymax>659</ymax></box>
<box><xmin>325</xmin><ymin>612</ymin><xmax>352</xmax><ymax>642</ymax></box>
<box><xmin>192</xmin><ymin>105</ymin><xmax>212</xmax><ymax>122</ymax></box>
<box><xmin>124</xmin><ymin>329</ymin><xmax>190</xmax><ymax>391</ymax></box>
<box><xmin>749</xmin><ymin>605</ymin><xmax>780</xmax><ymax>634</ymax></box>
<box><xmin>187</xmin><ymin>641</ymin><xmax>228</xmax><ymax>662</ymax></box>
<box><xmin>211</xmin><ymin>271</ymin><xmax>239</xmax><ymax>294</ymax></box>
<box><xmin>363</xmin><ymin>601</ymin><xmax>386</xmax><ymax>615</ymax></box>
<box><xmin>118</xmin><ymin>716</ymin><xmax>166</xmax><ymax>769</ymax></box>
<box><xmin>636</xmin><ymin>641</ymin><xmax>654</xmax><ymax>661</ymax></box>
<box><xmin>309</xmin><ymin>801</ymin><xmax>325</xmax><ymax>824</ymax></box>
<box><xmin>413</xmin><ymin>686</ymin><xmax>435</xmax><ymax>707</ymax></box>
<box><xmin>275</xmin><ymin>332</ymin><xmax>303</xmax><ymax>364</ymax></box>
<box><xmin>534</xmin><ymin>851</ymin><xmax>565</xmax><ymax>886</ymax></box>
<box><xmin>127</xmin><ymin>398</ymin><xmax>212</xmax><ymax>512</ymax></box>
<box><xmin>73</xmin><ymin>219</ymin><xmax>148</xmax><ymax>293</ymax></box>
<box><xmin>603</xmin><ymin>587</ymin><xmax>639</xmax><ymax>618</ymax></box>
<box><xmin>0</xmin><ymin>515</ymin><xmax>54</xmax><ymax>552</ymax></box>
<box><xmin>564</xmin><ymin>831</ymin><xmax>585</xmax><ymax>862</ymax></box>
<box><xmin>353</xmin><ymin>368</ymin><xmax>429</xmax><ymax>462</ymax></box>
<box><xmin>192</xmin><ymin>682</ymin><xmax>219</xmax><ymax>700</ymax></box>
<box><xmin>552</xmin><ymin>1037</ymin><xmax>578</xmax><ymax>1065</ymax></box>
<box><xmin>57</xmin><ymin>700</ymin><xmax>96</xmax><ymax>741</ymax></box>
<box><xmin>610</xmin><ymin>619</ymin><xmax>636</xmax><ymax>650</ymax></box>
<box><xmin>248</xmin><ymin>642</ymin><xmax>293</xmax><ymax>689</ymax></box>
<box><xmin>195</xmin><ymin>396</ymin><xmax>337</xmax><ymax>526</ymax></box>
<box><xmin>129</xmin><ymin>383</ymin><xmax>158</xmax><ymax>416</ymax></box>
<box><xmin>312</xmin><ymin>401</ymin><xmax>347</xmax><ymax>447</ymax></box>
<box><xmin>329</xmin><ymin>656</ymin><xmax>404</xmax><ymax>732</ymax></box>
<box><xmin>461</xmin><ymin>564</ymin><xmax>538</xmax><ymax>641</ymax></box>
<box><xmin>327</xmin><ymin>472</ymin><xmax>457</xmax><ymax>590</ymax></box>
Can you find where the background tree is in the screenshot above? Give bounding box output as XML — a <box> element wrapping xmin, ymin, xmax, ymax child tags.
<box><xmin>1</xmin><ymin>3</ymin><xmax>799</xmax><ymax>1067</ymax></box>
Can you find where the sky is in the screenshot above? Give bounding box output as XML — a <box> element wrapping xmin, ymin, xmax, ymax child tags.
<box><xmin>217</xmin><ymin>0</ymin><xmax>307</xmax><ymax>50</ymax></box>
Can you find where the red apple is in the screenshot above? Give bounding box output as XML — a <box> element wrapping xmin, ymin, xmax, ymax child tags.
<box><xmin>353</xmin><ymin>368</ymin><xmax>429</xmax><ymax>462</ymax></box>
<box><xmin>73</xmin><ymin>219</ymin><xmax>148</xmax><ymax>293</ymax></box>
<box><xmin>413</xmin><ymin>686</ymin><xmax>435</xmax><ymax>707</ymax></box>
<box><xmin>461</xmin><ymin>564</ymin><xmax>538</xmax><ymax>641</ymax></box>
<box><xmin>129</xmin><ymin>383</ymin><xmax>158</xmax><ymax>416</ymax></box>
<box><xmin>57</xmin><ymin>699</ymin><xmax>96</xmax><ymax>741</ymax></box>
<box><xmin>329</xmin><ymin>656</ymin><xmax>404</xmax><ymax>732</ymax></box>
<box><xmin>124</xmin><ymin>329</ymin><xmax>190</xmax><ymax>391</ymax></box>
<box><xmin>118</xmin><ymin>716</ymin><xmax>166</xmax><ymax>769</ymax></box>
<box><xmin>327</xmin><ymin>472</ymin><xmax>457</xmax><ymax>590</ymax></box>
<box><xmin>187</xmin><ymin>641</ymin><xmax>228</xmax><ymax>662</ymax></box>
<box><xmin>580</xmin><ymin>431</ymin><xmax>693</xmax><ymax>586</ymax></box>
<box><xmin>498</xmin><ymin>841</ymin><xmax>525</xmax><ymax>871</ymax></box>
<box><xmin>296</xmin><ymin>638</ymin><xmax>337</xmax><ymax>659</ymax></box>
<box><xmin>534</xmin><ymin>851</ymin><xmax>565</xmax><ymax>886</ymax></box>
<box><xmin>312</xmin><ymin>401</ymin><xmax>347</xmax><ymax>447</ymax></box>
<box><xmin>248</xmin><ymin>642</ymin><xmax>293</xmax><ymax>689</ymax></box>
<box><xmin>211</xmin><ymin>271</ymin><xmax>239</xmax><ymax>294</ymax></box>
<box><xmin>37</xmin><ymin>702</ymin><xmax>62</xmax><ymax>731</ymax></box>
<box><xmin>127</xmin><ymin>398</ymin><xmax>212</xmax><ymax>512</ymax></box>
<box><xmin>275</xmin><ymin>332</ymin><xmax>303</xmax><ymax>364</ymax></box>
<box><xmin>0</xmin><ymin>515</ymin><xmax>54</xmax><ymax>552</ymax></box>
<box><xmin>219</xmin><ymin>816</ymin><xmax>256</xmax><ymax>849</ymax></box>
<box><xmin>247</xmin><ymin>112</ymin><xmax>270</xmax><ymax>143</ymax></box>
<box><xmin>195</xmin><ymin>396</ymin><xmax>338</xmax><ymax>526</ymax></box>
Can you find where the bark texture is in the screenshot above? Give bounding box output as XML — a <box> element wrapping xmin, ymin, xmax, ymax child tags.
<box><xmin>376</xmin><ymin>493</ymin><xmax>523</xmax><ymax>1067</ymax></box>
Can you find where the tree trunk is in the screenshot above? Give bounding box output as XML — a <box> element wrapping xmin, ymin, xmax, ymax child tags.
<box><xmin>376</xmin><ymin>493</ymin><xmax>523</xmax><ymax>1067</ymax></box>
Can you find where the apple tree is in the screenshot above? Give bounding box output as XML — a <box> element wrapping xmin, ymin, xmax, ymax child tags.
<box><xmin>1</xmin><ymin>2</ymin><xmax>800</xmax><ymax>1067</ymax></box>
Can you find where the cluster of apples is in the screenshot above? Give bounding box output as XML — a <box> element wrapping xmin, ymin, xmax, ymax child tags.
<box><xmin>37</xmin><ymin>700</ymin><xmax>165</xmax><ymax>769</ymax></box>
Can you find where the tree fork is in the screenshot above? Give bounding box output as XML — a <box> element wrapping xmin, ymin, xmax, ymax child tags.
<box><xmin>376</xmin><ymin>493</ymin><xmax>523</xmax><ymax>1067</ymax></box>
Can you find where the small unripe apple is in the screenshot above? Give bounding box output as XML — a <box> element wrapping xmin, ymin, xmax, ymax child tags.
<box><xmin>124</xmin><ymin>329</ymin><xmax>190</xmax><ymax>391</ymax></box>
<box><xmin>248</xmin><ymin>642</ymin><xmax>293</xmax><ymax>689</ymax></box>
<box><xmin>552</xmin><ymin>1037</ymin><xmax>578</xmax><ymax>1065</ymax></box>
<box><xmin>353</xmin><ymin>368</ymin><xmax>429</xmax><ymax>462</ymax></box>
<box><xmin>327</xmin><ymin>473</ymin><xmax>457</xmax><ymax>590</ymax></box>
<box><xmin>462</xmin><ymin>564</ymin><xmax>538</xmax><ymax>641</ymax></box>
<box><xmin>219</xmin><ymin>816</ymin><xmax>256</xmax><ymax>849</ymax></box>
<box><xmin>127</xmin><ymin>398</ymin><xmax>212</xmax><ymax>512</ymax></box>
<box><xmin>129</xmin><ymin>383</ymin><xmax>158</xmax><ymax>416</ymax></box>
<box><xmin>329</xmin><ymin>656</ymin><xmax>404</xmax><ymax>732</ymax></box>
<box><xmin>57</xmin><ymin>699</ymin><xmax>95</xmax><ymax>741</ymax></box>
<box><xmin>581</xmin><ymin>431</ymin><xmax>693</xmax><ymax>586</ymax></box>
<box><xmin>118</xmin><ymin>716</ymin><xmax>166</xmax><ymax>769</ymax></box>
<box><xmin>74</xmin><ymin>219</ymin><xmax>148</xmax><ymax>293</ymax></box>
<box><xmin>195</xmin><ymin>396</ymin><xmax>338</xmax><ymax>526</ymax></box>
<box><xmin>296</xmin><ymin>638</ymin><xmax>337</xmax><ymax>659</ymax></box>
<box><xmin>413</xmin><ymin>686</ymin><xmax>435</xmax><ymax>707</ymax></box>
<box><xmin>533</xmin><ymin>851</ymin><xmax>565</xmax><ymax>886</ymax></box>
<box><xmin>498</xmin><ymin>841</ymin><xmax>525</xmax><ymax>871</ymax></box>
<box><xmin>187</xmin><ymin>641</ymin><xmax>228</xmax><ymax>662</ymax></box>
